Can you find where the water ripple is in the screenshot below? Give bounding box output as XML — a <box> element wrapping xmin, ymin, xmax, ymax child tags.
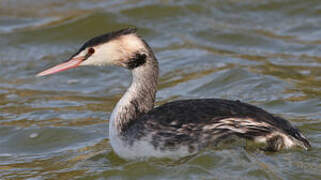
<box><xmin>0</xmin><ymin>0</ymin><xmax>320</xmax><ymax>179</ymax></box>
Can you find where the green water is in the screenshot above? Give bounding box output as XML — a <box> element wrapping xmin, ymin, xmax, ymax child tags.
<box><xmin>0</xmin><ymin>0</ymin><xmax>320</xmax><ymax>179</ymax></box>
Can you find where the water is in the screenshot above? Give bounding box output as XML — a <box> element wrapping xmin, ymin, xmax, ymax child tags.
<box><xmin>0</xmin><ymin>0</ymin><xmax>320</xmax><ymax>179</ymax></box>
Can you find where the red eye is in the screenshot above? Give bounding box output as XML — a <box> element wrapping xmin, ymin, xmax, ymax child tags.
<box><xmin>88</xmin><ymin>48</ymin><xmax>95</xmax><ymax>55</ymax></box>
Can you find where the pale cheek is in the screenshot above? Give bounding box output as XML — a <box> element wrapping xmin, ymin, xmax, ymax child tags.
<box><xmin>80</xmin><ymin>52</ymin><xmax>112</xmax><ymax>66</ymax></box>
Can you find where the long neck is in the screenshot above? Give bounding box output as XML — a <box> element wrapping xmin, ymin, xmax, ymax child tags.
<box><xmin>110</xmin><ymin>55</ymin><xmax>159</xmax><ymax>134</ymax></box>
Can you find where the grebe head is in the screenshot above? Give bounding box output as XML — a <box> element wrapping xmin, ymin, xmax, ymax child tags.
<box><xmin>37</xmin><ymin>28</ymin><xmax>149</xmax><ymax>76</ymax></box>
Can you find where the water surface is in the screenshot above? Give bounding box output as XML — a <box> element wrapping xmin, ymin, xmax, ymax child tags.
<box><xmin>0</xmin><ymin>0</ymin><xmax>320</xmax><ymax>179</ymax></box>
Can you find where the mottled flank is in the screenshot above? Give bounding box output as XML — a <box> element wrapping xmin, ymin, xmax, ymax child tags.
<box><xmin>122</xmin><ymin>99</ymin><xmax>310</xmax><ymax>155</ymax></box>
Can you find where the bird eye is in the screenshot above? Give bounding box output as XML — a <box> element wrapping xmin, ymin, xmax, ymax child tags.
<box><xmin>88</xmin><ymin>48</ymin><xmax>95</xmax><ymax>55</ymax></box>
<box><xmin>84</xmin><ymin>48</ymin><xmax>95</xmax><ymax>59</ymax></box>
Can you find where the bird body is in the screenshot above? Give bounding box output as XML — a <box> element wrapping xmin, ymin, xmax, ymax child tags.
<box><xmin>37</xmin><ymin>28</ymin><xmax>311</xmax><ymax>159</ymax></box>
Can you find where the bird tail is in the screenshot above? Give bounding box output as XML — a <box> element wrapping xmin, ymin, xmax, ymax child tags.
<box><xmin>286</xmin><ymin>129</ymin><xmax>311</xmax><ymax>150</ymax></box>
<box><xmin>209</xmin><ymin>117</ymin><xmax>311</xmax><ymax>151</ymax></box>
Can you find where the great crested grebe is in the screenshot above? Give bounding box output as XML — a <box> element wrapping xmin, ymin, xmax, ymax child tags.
<box><xmin>37</xmin><ymin>28</ymin><xmax>311</xmax><ymax>159</ymax></box>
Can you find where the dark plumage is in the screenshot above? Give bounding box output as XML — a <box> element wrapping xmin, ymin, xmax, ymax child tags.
<box><xmin>124</xmin><ymin>99</ymin><xmax>311</xmax><ymax>152</ymax></box>
<box><xmin>82</xmin><ymin>28</ymin><xmax>136</xmax><ymax>50</ymax></box>
<box><xmin>127</xmin><ymin>53</ymin><xmax>147</xmax><ymax>69</ymax></box>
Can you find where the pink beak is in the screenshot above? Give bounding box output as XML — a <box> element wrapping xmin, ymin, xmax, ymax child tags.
<box><xmin>36</xmin><ymin>57</ymin><xmax>84</xmax><ymax>77</ymax></box>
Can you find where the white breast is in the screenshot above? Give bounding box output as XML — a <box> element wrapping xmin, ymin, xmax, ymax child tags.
<box><xmin>109</xmin><ymin>131</ymin><xmax>192</xmax><ymax>160</ymax></box>
<box><xmin>109</xmin><ymin>110</ymin><xmax>192</xmax><ymax>159</ymax></box>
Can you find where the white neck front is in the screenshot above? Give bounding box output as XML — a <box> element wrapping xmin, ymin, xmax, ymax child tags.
<box><xmin>109</xmin><ymin>56</ymin><xmax>159</xmax><ymax>136</ymax></box>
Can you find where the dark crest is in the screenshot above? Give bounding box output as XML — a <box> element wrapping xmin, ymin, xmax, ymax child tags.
<box><xmin>70</xmin><ymin>28</ymin><xmax>137</xmax><ymax>59</ymax></box>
